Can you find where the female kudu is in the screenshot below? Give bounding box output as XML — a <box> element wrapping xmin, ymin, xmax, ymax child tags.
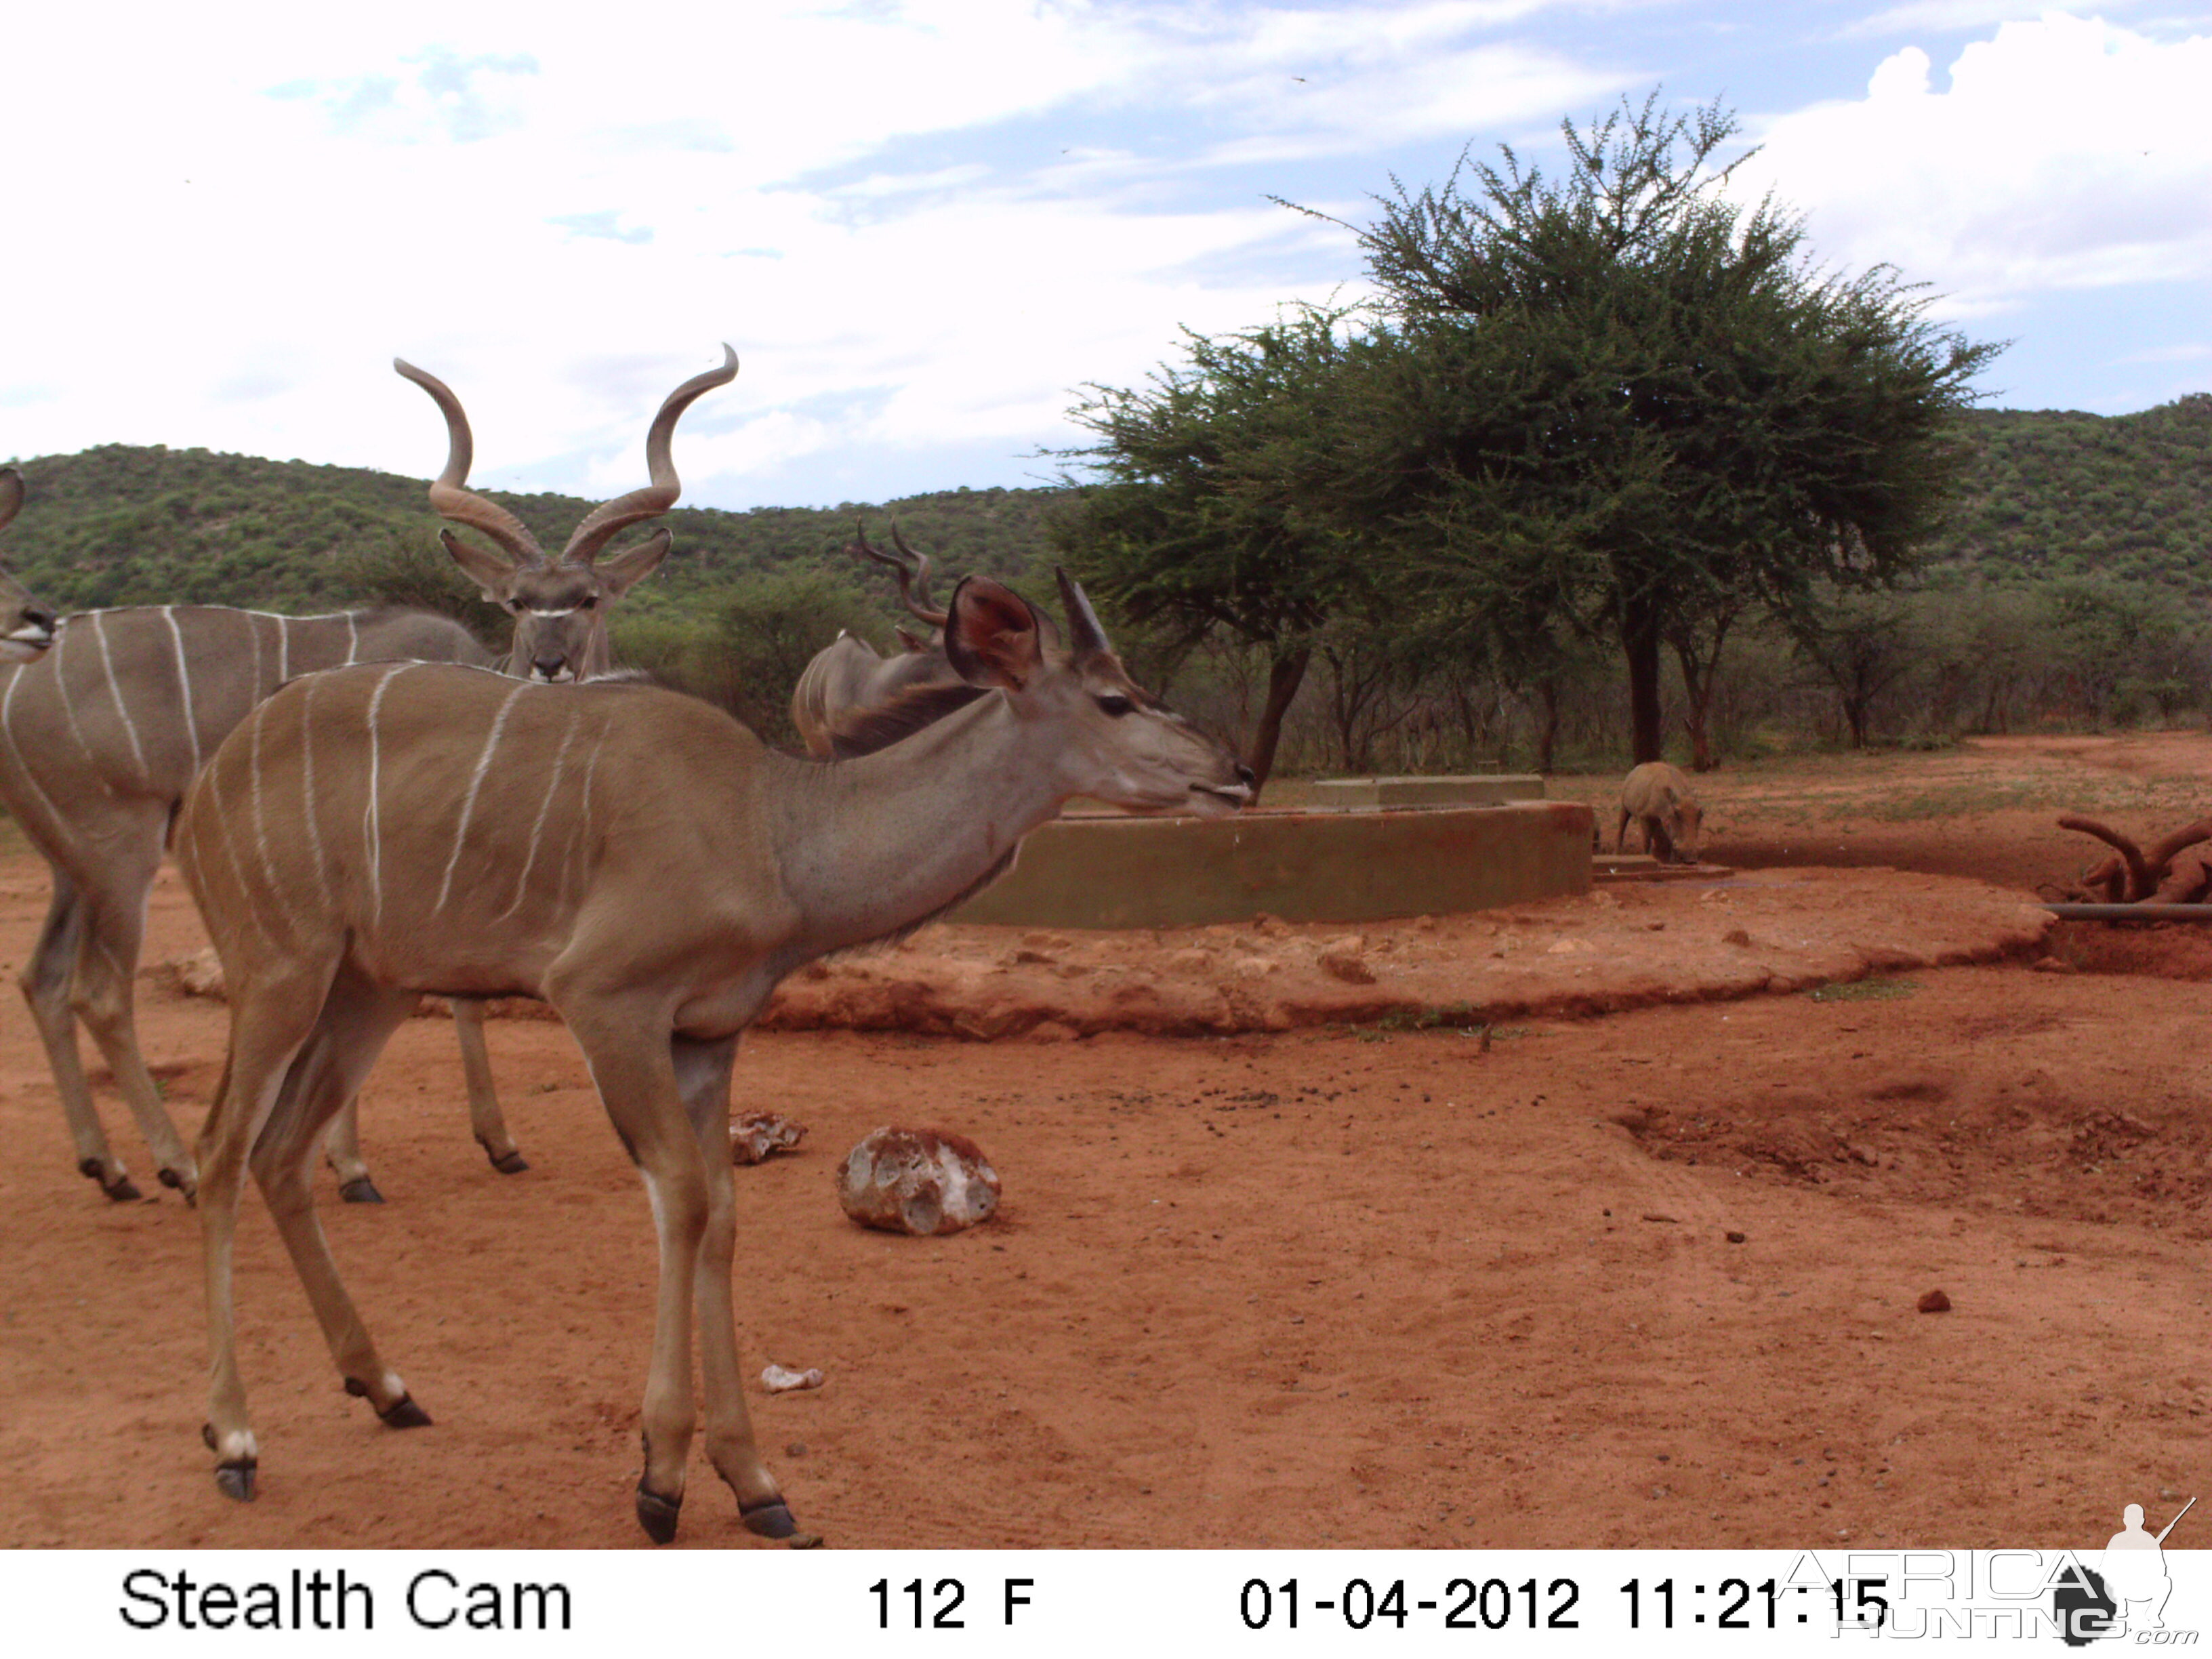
<box><xmin>177</xmin><ymin>570</ymin><xmax>1252</xmax><ymax>1542</ymax></box>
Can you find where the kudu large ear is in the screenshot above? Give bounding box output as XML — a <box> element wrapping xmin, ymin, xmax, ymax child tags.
<box><xmin>441</xmin><ymin>528</ymin><xmax>519</xmax><ymax>602</ymax></box>
<box><xmin>591</xmin><ymin>529</ymin><xmax>672</xmax><ymax>598</ymax></box>
<box><xmin>943</xmin><ymin>576</ymin><xmax>1050</xmax><ymax>692</ymax></box>
<box><xmin>0</xmin><ymin>467</ymin><xmax>23</xmax><ymax>533</ymax></box>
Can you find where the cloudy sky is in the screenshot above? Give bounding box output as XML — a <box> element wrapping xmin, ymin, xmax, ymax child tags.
<box><xmin>4</xmin><ymin>1</ymin><xmax>2207</xmax><ymax>510</ymax></box>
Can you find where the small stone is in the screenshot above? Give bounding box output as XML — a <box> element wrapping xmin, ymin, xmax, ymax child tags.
<box><xmin>1918</xmin><ymin>1288</ymin><xmax>1952</xmax><ymax>1313</ymax></box>
<box><xmin>1641</xmin><ymin>1212</ymin><xmax>1679</xmax><ymax>1224</ymax></box>
<box><xmin>1722</xmin><ymin>928</ymin><xmax>1751</xmax><ymax>947</ymax></box>
<box><xmin>731</xmin><ymin>1112</ymin><xmax>806</xmax><ymax>1166</ymax></box>
<box><xmin>2031</xmin><ymin>956</ymin><xmax>2077</xmax><ymax>975</ymax></box>
<box><xmin>1725</xmin><ymin>1231</ymin><xmax>1746</xmax><ymax>1244</ymax></box>
<box><xmin>1318</xmin><ymin>947</ymin><xmax>1376</xmax><ymax>985</ymax></box>
<box><xmin>785</xmin><ymin>1441</ymin><xmax>808</xmax><ymax>1458</ymax></box>
<box><xmin>761</xmin><ymin>1364</ymin><xmax>825</xmax><ymax>1393</ymax></box>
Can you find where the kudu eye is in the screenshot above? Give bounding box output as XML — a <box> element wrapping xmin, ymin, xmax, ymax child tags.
<box><xmin>1094</xmin><ymin>693</ymin><xmax>1134</xmax><ymax>718</ymax></box>
<box><xmin>581</xmin><ymin>595</ymin><xmax>598</xmax><ymax>610</ymax></box>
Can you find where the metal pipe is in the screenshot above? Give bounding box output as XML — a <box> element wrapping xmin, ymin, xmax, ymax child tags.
<box><xmin>2043</xmin><ymin>903</ymin><xmax>2212</xmax><ymax>922</ymax></box>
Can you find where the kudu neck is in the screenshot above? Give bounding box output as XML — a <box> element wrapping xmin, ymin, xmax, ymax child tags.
<box><xmin>766</xmin><ymin>689</ymin><xmax>1069</xmax><ymax>956</ymax></box>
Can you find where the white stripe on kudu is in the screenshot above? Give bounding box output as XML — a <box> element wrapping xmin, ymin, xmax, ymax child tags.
<box><xmin>435</xmin><ymin>678</ymin><xmax>530</xmax><ymax>913</ymax></box>
<box><xmin>91</xmin><ymin>611</ymin><xmax>150</xmax><ymax>784</ymax></box>
<box><xmin>296</xmin><ymin>672</ymin><xmax>331</xmax><ymax>906</ymax></box>
<box><xmin>360</xmin><ymin>662</ymin><xmax>414</xmax><ymax>927</ymax></box>
<box><xmin>163</xmin><ymin>607</ymin><xmax>201</xmax><ymax>774</ymax></box>
<box><xmin>497</xmin><ymin>708</ymin><xmax>582</xmax><ymax>922</ymax></box>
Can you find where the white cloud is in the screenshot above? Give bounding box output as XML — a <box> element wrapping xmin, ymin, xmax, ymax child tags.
<box><xmin>1733</xmin><ymin>13</ymin><xmax>2212</xmax><ymax>317</ymax></box>
<box><xmin>3</xmin><ymin>2</ymin><xmax>2196</xmax><ymax>508</ymax></box>
<box><xmin>11</xmin><ymin>0</ymin><xmax>1593</xmax><ymax>504</ymax></box>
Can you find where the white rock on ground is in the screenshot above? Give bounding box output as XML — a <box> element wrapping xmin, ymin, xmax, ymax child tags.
<box><xmin>836</xmin><ymin>1127</ymin><xmax>1001</xmax><ymax>1236</ymax></box>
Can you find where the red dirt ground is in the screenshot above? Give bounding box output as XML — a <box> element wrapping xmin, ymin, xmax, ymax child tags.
<box><xmin>5</xmin><ymin>733</ymin><xmax>2212</xmax><ymax>1551</ymax></box>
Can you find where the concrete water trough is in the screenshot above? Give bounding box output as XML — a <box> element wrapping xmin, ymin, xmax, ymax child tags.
<box><xmin>949</xmin><ymin>794</ymin><xmax>1594</xmax><ymax>930</ymax></box>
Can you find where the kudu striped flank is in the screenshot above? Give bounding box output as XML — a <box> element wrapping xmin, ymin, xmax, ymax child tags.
<box><xmin>396</xmin><ymin>346</ymin><xmax>738</xmax><ymax>683</ymax></box>
<box><xmin>790</xmin><ymin>525</ymin><xmax>976</xmax><ymax>758</ymax></box>
<box><xmin>0</xmin><ymin>596</ymin><xmax>495</xmax><ymax>1200</ymax></box>
<box><xmin>176</xmin><ymin>569</ymin><xmax>1254</xmax><ymax>1541</ymax></box>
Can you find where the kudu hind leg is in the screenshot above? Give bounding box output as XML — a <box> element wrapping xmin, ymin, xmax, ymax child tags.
<box><xmin>454</xmin><ymin>998</ymin><xmax>526</xmax><ymax>1172</ymax></box>
<box><xmin>199</xmin><ymin>965</ymin><xmax>341</xmax><ymax>1500</ymax></box>
<box><xmin>674</xmin><ymin>1033</ymin><xmax>798</xmax><ymax>1540</ymax></box>
<box><xmin>253</xmin><ymin>969</ymin><xmax>428</xmax><ymax>1425</ymax></box>
<box><xmin>17</xmin><ymin>871</ymin><xmax>136</xmax><ymax>1199</ymax></box>
<box><xmin>70</xmin><ymin>844</ymin><xmax>199</xmax><ymax>1195</ymax></box>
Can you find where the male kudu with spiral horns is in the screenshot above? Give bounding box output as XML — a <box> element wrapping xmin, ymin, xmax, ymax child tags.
<box><xmin>177</xmin><ymin>545</ymin><xmax>1254</xmax><ymax>1542</ymax></box>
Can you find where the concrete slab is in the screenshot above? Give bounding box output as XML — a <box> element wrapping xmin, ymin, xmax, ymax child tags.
<box><xmin>947</xmin><ymin>801</ymin><xmax>1594</xmax><ymax>929</ymax></box>
<box><xmin>1306</xmin><ymin>775</ymin><xmax>1547</xmax><ymax>809</ymax></box>
<box><xmin>1594</xmin><ymin>854</ymin><xmax>1735</xmax><ymax>884</ymax></box>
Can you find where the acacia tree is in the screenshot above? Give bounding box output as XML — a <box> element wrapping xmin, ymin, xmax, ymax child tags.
<box><xmin>1328</xmin><ymin>94</ymin><xmax>2000</xmax><ymax>764</ymax></box>
<box><xmin>1048</xmin><ymin>307</ymin><xmax>1368</xmax><ymax>790</ymax></box>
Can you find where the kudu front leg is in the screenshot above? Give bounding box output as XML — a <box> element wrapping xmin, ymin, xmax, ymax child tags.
<box><xmin>565</xmin><ymin>1009</ymin><xmax>791</xmax><ymax>1544</ymax></box>
<box><xmin>674</xmin><ymin>1033</ymin><xmax>800</xmax><ymax>1542</ymax></box>
<box><xmin>453</xmin><ymin>998</ymin><xmax>527</xmax><ymax>1173</ymax></box>
<box><xmin>321</xmin><ymin>1096</ymin><xmax>384</xmax><ymax>1204</ymax></box>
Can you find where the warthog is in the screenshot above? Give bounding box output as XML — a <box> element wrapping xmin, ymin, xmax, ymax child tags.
<box><xmin>1616</xmin><ymin>761</ymin><xmax>1704</xmax><ymax>865</ymax></box>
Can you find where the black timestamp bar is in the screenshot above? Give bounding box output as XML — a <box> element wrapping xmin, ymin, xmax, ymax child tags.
<box><xmin>1240</xmin><ymin>1576</ymin><xmax>1581</xmax><ymax>1632</ymax></box>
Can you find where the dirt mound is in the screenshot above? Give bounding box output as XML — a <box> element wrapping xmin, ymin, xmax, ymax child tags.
<box><xmin>752</xmin><ymin>868</ymin><xmax>2050</xmax><ymax>1036</ymax></box>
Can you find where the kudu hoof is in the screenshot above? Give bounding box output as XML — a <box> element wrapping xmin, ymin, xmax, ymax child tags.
<box><xmin>214</xmin><ymin>1459</ymin><xmax>258</xmax><ymax>1502</ymax></box>
<box><xmin>344</xmin><ymin>1378</ymin><xmax>433</xmax><ymax>1428</ymax></box>
<box><xmin>489</xmin><ymin>1151</ymin><xmax>530</xmax><ymax>1176</ymax></box>
<box><xmin>635</xmin><ymin>1485</ymin><xmax>682</xmax><ymax>1546</ymax></box>
<box><xmin>81</xmin><ymin>1158</ymin><xmax>142</xmax><ymax>1202</ymax></box>
<box><xmin>337</xmin><ymin>1176</ymin><xmax>386</xmax><ymax>1205</ymax></box>
<box><xmin>740</xmin><ymin>1496</ymin><xmax>800</xmax><ymax>1540</ymax></box>
<box><xmin>157</xmin><ymin>1166</ymin><xmax>192</xmax><ymax>1193</ymax></box>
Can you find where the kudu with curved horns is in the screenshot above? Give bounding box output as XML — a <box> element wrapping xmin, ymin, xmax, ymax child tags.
<box><xmin>176</xmin><ymin>567</ymin><xmax>1254</xmax><ymax>1541</ymax></box>
<box><xmin>789</xmin><ymin>525</ymin><xmax>977</xmax><ymax>758</ymax></box>
<box><xmin>396</xmin><ymin>345</ymin><xmax>738</xmax><ymax>683</ymax></box>
<box><xmin>0</xmin><ymin>468</ymin><xmax>61</xmax><ymax>663</ymax></box>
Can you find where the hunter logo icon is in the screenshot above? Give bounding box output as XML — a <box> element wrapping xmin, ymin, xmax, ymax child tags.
<box><xmin>2054</xmin><ymin>1495</ymin><xmax>2194</xmax><ymax>1645</ymax></box>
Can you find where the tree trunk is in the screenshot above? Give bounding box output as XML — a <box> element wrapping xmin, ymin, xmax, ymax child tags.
<box><xmin>1244</xmin><ymin>644</ymin><xmax>1310</xmax><ymax>798</ymax></box>
<box><xmin>1621</xmin><ymin>598</ymin><xmax>1665</xmax><ymax>764</ymax></box>
<box><xmin>1672</xmin><ymin>612</ymin><xmax>1733</xmax><ymax>773</ymax></box>
<box><xmin>1535</xmin><ymin>678</ymin><xmax>1560</xmax><ymax>774</ymax></box>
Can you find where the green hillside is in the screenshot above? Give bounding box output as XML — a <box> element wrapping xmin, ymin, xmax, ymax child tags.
<box><xmin>0</xmin><ymin>443</ymin><xmax>1061</xmax><ymax>621</ymax></box>
<box><xmin>5</xmin><ymin>390</ymin><xmax>2207</xmax><ymax>617</ymax></box>
<box><xmin>1923</xmin><ymin>393</ymin><xmax>2212</xmax><ymax>592</ymax></box>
